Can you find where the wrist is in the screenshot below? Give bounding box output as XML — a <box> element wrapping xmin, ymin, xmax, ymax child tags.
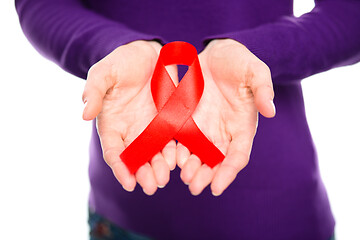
<box><xmin>206</xmin><ymin>38</ymin><xmax>244</xmax><ymax>52</ymax></box>
<box><xmin>126</xmin><ymin>40</ymin><xmax>162</xmax><ymax>53</ymax></box>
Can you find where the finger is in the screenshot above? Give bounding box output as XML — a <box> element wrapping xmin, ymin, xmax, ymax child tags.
<box><xmin>211</xmin><ymin>138</ymin><xmax>251</xmax><ymax>196</ymax></box>
<box><xmin>100</xmin><ymin>129</ymin><xmax>136</xmax><ymax>192</ymax></box>
<box><xmin>135</xmin><ymin>162</ymin><xmax>158</xmax><ymax>195</ymax></box>
<box><xmin>188</xmin><ymin>164</ymin><xmax>219</xmax><ymax>196</ymax></box>
<box><xmin>150</xmin><ymin>152</ymin><xmax>170</xmax><ymax>188</ymax></box>
<box><xmin>248</xmin><ymin>64</ymin><xmax>276</xmax><ymax>118</ymax></box>
<box><xmin>161</xmin><ymin>140</ymin><xmax>177</xmax><ymax>170</ymax></box>
<box><xmin>110</xmin><ymin>154</ymin><xmax>136</xmax><ymax>192</ymax></box>
<box><xmin>82</xmin><ymin>65</ymin><xmax>114</xmax><ymax>121</ymax></box>
<box><xmin>180</xmin><ymin>154</ymin><xmax>202</xmax><ymax>185</ymax></box>
<box><xmin>176</xmin><ymin>142</ymin><xmax>191</xmax><ymax>169</ymax></box>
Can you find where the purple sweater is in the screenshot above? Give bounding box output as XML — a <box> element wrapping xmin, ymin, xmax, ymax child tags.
<box><xmin>16</xmin><ymin>0</ymin><xmax>360</xmax><ymax>239</ymax></box>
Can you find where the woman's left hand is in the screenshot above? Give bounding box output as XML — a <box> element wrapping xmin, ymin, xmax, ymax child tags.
<box><xmin>176</xmin><ymin>39</ymin><xmax>276</xmax><ymax>196</ymax></box>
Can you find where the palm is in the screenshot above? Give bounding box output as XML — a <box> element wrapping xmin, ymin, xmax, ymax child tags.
<box><xmin>177</xmin><ymin>39</ymin><xmax>275</xmax><ymax>196</ymax></box>
<box><xmin>97</xmin><ymin>74</ymin><xmax>157</xmax><ymax>149</ymax></box>
<box><xmin>83</xmin><ymin>41</ymin><xmax>177</xmax><ymax>195</ymax></box>
<box><xmin>193</xmin><ymin>54</ymin><xmax>258</xmax><ymax>155</ymax></box>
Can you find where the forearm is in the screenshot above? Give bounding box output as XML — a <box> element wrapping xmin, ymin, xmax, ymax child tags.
<box><xmin>204</xmin><ymin>0</ymin><xmax>360</xmax><ymax>84</ymax></box>
<box><xmin>15</xmin><ymin>0</ymin><xmax>162</xmax><ymax>79</ymax></box>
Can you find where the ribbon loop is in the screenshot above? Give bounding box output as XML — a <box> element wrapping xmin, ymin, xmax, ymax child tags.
<box><xmin>121</xmin><ymin>41</ymin><xmax>224</xmax><ymax>174</ymax></box>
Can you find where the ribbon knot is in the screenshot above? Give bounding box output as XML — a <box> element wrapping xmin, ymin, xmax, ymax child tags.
<box><xmin>121</xmin><ymin>41</ymin><xmax>224</xmax><ymax>174</ymax></box>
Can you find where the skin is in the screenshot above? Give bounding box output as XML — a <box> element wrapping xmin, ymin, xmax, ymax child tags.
<box><xmin>82</xmin><ymin>40</ymin><xmax>178</xmax><ymax>195</ymax></box>
<box><xmin>177</xmin><ymin>39</ymin><xmax>275</xmax><ymax>196</ymax></box>
<box><xmin>82</xmin><ymin>39</ymin><xmax>275</xmax><ymax>196</ymax></box>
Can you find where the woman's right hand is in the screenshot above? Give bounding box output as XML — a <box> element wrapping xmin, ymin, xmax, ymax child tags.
<box><xmin>82</xmin><ymin>40</ymin><xmax>178</xmax><ymax>195</ymax></box>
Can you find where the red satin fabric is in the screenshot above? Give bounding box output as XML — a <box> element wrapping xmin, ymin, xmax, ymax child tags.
<box><xmin>121</xmin><ymin>41</ymin><xmax>224</xmax><ymax>174</ymax></box>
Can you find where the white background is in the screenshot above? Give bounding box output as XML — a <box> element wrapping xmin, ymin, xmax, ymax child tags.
<box><xmin>1</xmin><ymin>1</ymin><xmax>359</xmax><ymax>239</ymax></box>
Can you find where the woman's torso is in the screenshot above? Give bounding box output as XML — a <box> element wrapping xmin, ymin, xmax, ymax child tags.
<box><xmin>87</xmin><ymin>1</ymin><xmax>335</xmax><ymax>239</ymax></box>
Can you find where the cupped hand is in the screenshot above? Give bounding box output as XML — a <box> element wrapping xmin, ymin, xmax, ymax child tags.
<box><xmin>82</xmin><ymin>40</ymin><xmax>178</xmax><ymax>195</ymax></box>
<box><xmin>176</xmin><ymin>39</ymin><xmax>276</xmax><ymax>196</ymax></box>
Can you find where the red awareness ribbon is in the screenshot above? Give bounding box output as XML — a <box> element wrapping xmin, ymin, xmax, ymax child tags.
<box><xmin>121</xmin><ymin>41</ymin><xmax>224</xmax><ymax>174</ymax></box>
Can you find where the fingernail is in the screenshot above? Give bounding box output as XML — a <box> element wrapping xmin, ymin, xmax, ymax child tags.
<box><xmin>122</xmin><ymin>185</ymin><xmax>134</xmax><ymax>192</ymax></box>
<box><xmin>158</xmin><ymin>185</ymin><xmax>165</xmax><ymax>188</ymax></box>
<box><xmin>190</xmin><ymin>191</ymin><xmax>198</xmax><ymax>196</ymax></box>
<box><xmin>189</xmin><ymin>188</ymin><xmax>200</xmax><ymax>196</ymax></box>
<box><xmin>270</xmin><ymin>100</ymin><xmax>276</xmax><ymax>115</ymax></box>
<box><xmin>143</xmin><ymin>188</ymin><xmax>155</xmax><ymax>196</ymax></box>
<box><xmin>212</xmin><ymin>191</ymin><xmax>221</xmax><ymax>197</ymax></box>
<box><xmin>143</xmin><ymin>188</ymin><xmax>150</xmax><ymax>195</ymax></box>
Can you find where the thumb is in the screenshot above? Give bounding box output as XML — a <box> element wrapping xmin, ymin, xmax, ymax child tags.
<box><xmin>82</xmin><ymin>65</ymin><xmax>114</xmax><ymax>121</ymax></box>
<box><xmin>248</xmin><ymin>64</ymin><xmax>276</xmax><ymax>118</ymax></box>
